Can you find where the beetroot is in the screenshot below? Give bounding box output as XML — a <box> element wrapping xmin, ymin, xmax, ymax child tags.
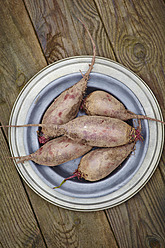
<box><xmin>76</xmin><ymin>142</ymin><xmax>135</xmax><ymax>181</ymax></box>
<box><xmin>42</xmin><ymin>116</ymin><xmax>142</xmax><ymax>147</ymax></box>
<box><xmin>1</xmin><ymin>115</ymin><xmax>143</xmax><ymax>147</ymax></box>
<box><xmin>6</xmin><ymin>115</ymin><xmax>141</xmax><ymax>147</ymax></box>
<box><xmin>53</xmin><ymin>142</ymin><xmax>135</xmax><ymax>188</ymax></box>
<box><xmin>40</xmin><ymin>19</ymin><xmax>96</xmax><ymax>139</ymax></box>
<box><xmin>12</xmin><ymin>136</ymin><xmax>92</xmax><ymax>166</ymax></box>
<box><xmin>83</xmin><ymin>90</ymin><xmax>165</xmax><ymax>124</ymax></box>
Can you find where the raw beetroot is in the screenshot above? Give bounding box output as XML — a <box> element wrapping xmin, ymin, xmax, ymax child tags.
<box><xmin>76</xmin><ymin>142</ymin><xmax>135</xmax><ymax>181</ymax></box>
<box><xmin>40</xmin><ymin>19</ymin><xmax>96</xmax><ymax>139</ymax></box>
<box><xmin>54</xmin><ymin>142</ymin><xmax>135</xmax><ymax>188</ymax></box>
<box><xmin>12</xmin><ymin>136</ymin><xmax>92</xmax><ymax>166</ymax></box>
<box><xmin>83</xmin><ymin>90</ymin><xmax>165</xmax><ymax>124</ymax></box>
<box><xmin>2</xmin><ymin>116</ymin><xmax>142</xmax><ymax>147</ymax></box>
<box><xmin>30</xmin><ymin>115</ymin><xmax>142</xmax><ymax>147</ymax></box>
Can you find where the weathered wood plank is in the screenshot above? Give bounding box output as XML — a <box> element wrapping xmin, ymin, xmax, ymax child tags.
<box><xmin>24</xmin><ymin>185</ymin><xmax>119</xmax><ymax>248</ymax></box>
<box><xmin>94</xmin><ymin>0</ymin><xmax>165</xmax><ymax>114</ymax></box>
<box><xmin>93</xmin><ymin>0</ymin><xmax>165</xmax><ymax>247</ymax></box>
<box><xmin>0</xmin><ymin>129</ymin><xmax>47</xmax><ymax>248</ymax></box>
<box><xmin>0</xmin><ymin>0</ymin><xmax>47</xmax><ymax>131</ymax></box>
<box><xmin>0</xmin><ymin>1</ymin><xmax>47</xmax><ymax>246</ymax></box>
<box><xmin>24</xmin><ymin>0</ymin><xmax>116</xmax><ymax>63</ymax></box>
<box><xmin>106</xmin><ymin>158</ymin><xmax>165</xmax><ymax>248</ymax></box>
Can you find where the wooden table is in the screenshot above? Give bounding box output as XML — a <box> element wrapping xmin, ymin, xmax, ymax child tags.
<box><xmin>0</xmin><ymin>1</ymin><xmax>164</xmax><ymax>247</ymax></box>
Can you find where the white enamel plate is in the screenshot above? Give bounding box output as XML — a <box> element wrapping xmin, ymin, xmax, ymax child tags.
<box><xmin>9</xmin><ymin>56</ymin><xmax>164</xmax><ymax>211</ymax></box>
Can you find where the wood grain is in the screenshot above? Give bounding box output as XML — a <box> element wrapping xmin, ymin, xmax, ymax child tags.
<box><xmin>24</xmin><ymin>0</ymin><xmax>116</xmax><ymax>63</ymax></box>
<box><xmin>95</xmin><ymin>0</ymin><xmax>165</xmax><ymax>115</ymax></box>
<box><xmin>24</xmin><ymin>185</ymin><xmax>118</xmax><ymax>248</ymax></box>
<box><xmin>0</xmin><ymin>0</ymin><xmax>47</xmax><ymax>130</ymax></box>
<box><xmin>106</xmin><ymin>160</ymin><xmax>165</xmax><ymax>248</ymax></box>
<box><xmin>0</xmin><ymin>129</ymin><xmax>46</xmax><ymax>248</ymax></box>
<box><xmin>93</xmin><ymin>0</ymin><xmax>165</xmax><ymax>247</ymax></box>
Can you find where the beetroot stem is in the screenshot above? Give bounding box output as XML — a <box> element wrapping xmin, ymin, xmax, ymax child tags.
<box><xmin>135</xmin><ymin>128</ymin><xmax>144</xmax><ymax>142</ymax></box>
<box><xmin>53</xmin><ymin>170</ymin><xmax>81</xmax><ymax>189</ymax></box>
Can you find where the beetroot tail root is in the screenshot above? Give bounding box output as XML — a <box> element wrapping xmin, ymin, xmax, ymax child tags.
<box><xmin>127</xmin><ymin>110</ymin><xmax>165</xmax><ymax>124</ymax></box>
<box><xmin>0</xmin><ymin>124</ymin><xmax>42</xmax><ymax>128</ymax></box>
